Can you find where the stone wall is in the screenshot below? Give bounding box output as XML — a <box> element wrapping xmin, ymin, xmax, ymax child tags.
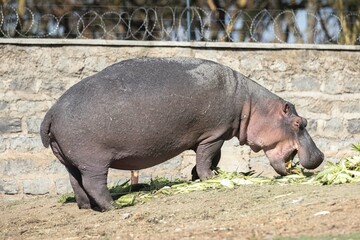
<box><xmin>0</xmin><ymin>40</ymin><xmax>359</xmax><ymax>197</ymax></box>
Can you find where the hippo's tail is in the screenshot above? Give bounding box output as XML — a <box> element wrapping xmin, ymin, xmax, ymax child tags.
<box><xmin>40</xmin><ymin>109</ymin><xmax>53</xmax><ymax>148</ymax></box>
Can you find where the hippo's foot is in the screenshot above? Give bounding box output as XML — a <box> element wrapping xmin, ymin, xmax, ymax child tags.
<box><xmin>193</xmin><ymin>140</ymin><xmax>223</xmax><ymax>181</ymax></box>
<box><xmin>74</xmin><ymin>192</ymin><xmax>113</xmax><ymax>211</ymax></box>
<box><xmin>76</xmin><ymin>196</ymin><xmax>114</xmax><ymax>212</ymax></box>
<box><xmin>198</xmin><ymin>170</ymin><xmax>215</xmax><ymax>181</ymax></box>
<box><xmin>191</xmin><ymin>165</ymin><xmax>217</xmax><ymax>181</ymax></box>
<box><xmin>91</xmin><ymin>203</ymin><xmax>115</xmax><ymax>212</ymax></box>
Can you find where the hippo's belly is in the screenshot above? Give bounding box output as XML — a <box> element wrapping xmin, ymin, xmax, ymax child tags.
<box><xmin>109</xmin><ymin>147</ymin><xmax>187</xmax><ymax>170</ymax></box>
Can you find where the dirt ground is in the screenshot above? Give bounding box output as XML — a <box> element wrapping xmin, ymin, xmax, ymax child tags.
<box><xmin>1</xmin><ymin>182</ymin><xmax>360</xmax><ymax>240</ymax></box>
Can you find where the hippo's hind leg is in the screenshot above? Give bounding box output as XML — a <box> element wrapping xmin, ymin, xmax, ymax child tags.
<box><xmin>50</xmin><ymin>141</ymin><xmax>95</xmax><ymax>209</ymax></box>
<box><xmin>67</xmin><ymin>163</ymin><xmax>113</xmax><ymax>211</ymax></box>
<box><xmin>192</xmin><ymin>140</ymin><xmax>224</xmax><ymax>181</ymax></box>
<box><xmin>66</xmin><ymin>165</ymin><xmax>95</xmax><ymax>209</ymax></box>
<box><xmin>79</xmin><ymin>165</ymin><xmax>114</xmax><ymax>211</ymax></box>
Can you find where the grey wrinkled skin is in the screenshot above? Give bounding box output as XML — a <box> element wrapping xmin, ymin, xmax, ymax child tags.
<box><xmin>40</xmin><ymin>58</ymin><xmax>324</xmax><ymax>211</ymax></box>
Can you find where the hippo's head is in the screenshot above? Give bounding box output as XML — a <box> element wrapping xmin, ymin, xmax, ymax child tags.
<box><xmin>244</xmin><ymin>101</ymin><xmax>324</xmax><ymax>175</ymax></box>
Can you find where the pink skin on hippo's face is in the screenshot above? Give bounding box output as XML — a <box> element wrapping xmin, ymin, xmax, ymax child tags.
<box><xmin>246</xmin><ymin>101</ymin><xmax>324</xmax><ymax>175</ymax></box>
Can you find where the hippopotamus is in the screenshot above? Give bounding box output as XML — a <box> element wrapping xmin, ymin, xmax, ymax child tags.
<box><xmin>40</xmin><ymin>58</ymin><xmax>323</xmax><ymax>211</ymax></box>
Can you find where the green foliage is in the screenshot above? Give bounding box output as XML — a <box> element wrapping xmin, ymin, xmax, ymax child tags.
<box><xmin>314</xmin><ymin>156</ymin><xmax>360</xmax><ymax>185</ymax></box>
<box><xmin>352</xmin><ymin>143</ymin><xmax>360</xmax><ymax>152</ymax></box>
<box><xmin>57</xmin><ymin>193</ymin><xmax>75</xmax><ymax>204</ymax></box>
<box><xmin>111</xmin><ymin>169</ymin><xmax>303</xmax><ymax>208</ymax></box>
<box><xmin>111</xmin><ymin>177</ymin><xmax>186</xmax><ymax>208</ymax></box>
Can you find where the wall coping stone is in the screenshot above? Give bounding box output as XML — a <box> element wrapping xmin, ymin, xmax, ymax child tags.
<box><xmin>1</xmin><ymin>38</ymin><xmax>360</xmax><ymax>51</ymax></box>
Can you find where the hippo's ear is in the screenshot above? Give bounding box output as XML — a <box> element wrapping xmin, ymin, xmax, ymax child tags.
<box><xmin>283</xmin><ymin>102</ymin><xmax>291</xmax><ymax>115</ymax></box>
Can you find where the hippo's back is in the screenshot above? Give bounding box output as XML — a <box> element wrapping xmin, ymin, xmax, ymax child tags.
<box><xmin>69</xmin><ymin>57</ymin><xmax>233</xmax><ymax>97</ymax></box>
<box><xmin>53</xmin><ymin>57</ymin><xmax>238</xmax><ymax>124</ymax></box>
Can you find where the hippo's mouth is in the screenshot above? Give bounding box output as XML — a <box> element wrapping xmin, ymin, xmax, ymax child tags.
<box><xmin>285</xmin><ymin>149</ymin><xmax>298</xmax><ymax>173</ymax></box>
<box><xmin>266</xmin><ymin>147</ymin><xmax>298</xmax><ymax>176</ymax></box>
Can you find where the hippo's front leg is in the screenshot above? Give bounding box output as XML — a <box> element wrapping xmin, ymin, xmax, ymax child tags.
<box><xmin>194</xmin><ymin>140</ymin><xmax>224</xmax><ymax>180</ymax></box>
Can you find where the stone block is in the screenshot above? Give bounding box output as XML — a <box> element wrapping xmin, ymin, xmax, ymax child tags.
<box><xmin>313</xmin><ymin>137</ymin><xmax>355</xmax><ymax>156</ymax></box>
<box><xmin>220</xmin><ymin>138</ymin><xmax>251</xmax><ymax>173</ymax></box>
<box><xmin>154</xmin><ymin>155</ymin><xmax>182</xmax><ymax>169</ymax></box>
<box><xmin>23</xmin><ymin>178</ymin><xmax>50</xmax><ymax>195</ymax></box>
<box><xmin>55</xmin><ymin>178</ymin><xmax>73</xmax><ymax>194</ymax></box>
<box><xmin>179</xmin><ymin>153</ymin><xmax>195</xmax><ymax>180</ymax></box>
<box><xmin>15</xmin><ymin>101</ymin><xmax>51</xmax><ymax>116</ymax></box>
<box><xmin>240</xmin><ymin>57</ymin><xmax>263</xmax><ymax>71</ymax></box>
<box><xmin>218</xmin><ymin>152</ymin><xmax>250</xmax><ymax>173</ymax></box>
<box><xmin>0</xmin><ymin>179</ymin><xmax>19</xmax><ymax>194</ymax></box>
<box><xmin>0</xmin><ymin>137</ymin><xmax>6</xmax><ymax>152</ymax></box>
<box><xmin>302</xmin><ymin>59</ymin><xmax>321</xmax><ymax>71</ymax></box>
<box><xmin>306</xmin><ymin>119</ymin><xmax>317</xmax><ymax>134</ymax></box>
<box><xmin>0</xmin><ymin>118</ymin><xmax>21</xmax><ymax>133</ymax></box>
<box><xmin>0</xmin><ymin>79</ymin><xmax>4</xmax><ymax>91</ymax></box>
<box><xmin>140</xmin><ymin>155</ymin><xmax>183</xmax><ymax>179</ymax></box>
<box><xmin>286</xmin><ymin>97</ymin><xmax>333</xmax><ymax>115</ymax></box>
<box><xmin>347</xmin><ymin>119</ymin><xmax>360</xmax><ymax>134</ymax></box>
<box><xmin>0</xmin><ymin>101</ymin><xmax>9</xmax><ymax>111</ymax></box>
<box><xmin>0</xmin><ymin>159</ymin><xmax>38</xmax><ymax>176</ymax></box>
<box><xmin>39</xmin><ymin>77</ymin><xmax>68</xmax><ymax>94</ymax></box>
<box><xmin>44</xmin><ymin>160</ymin><xmax>67</xmax><ymax>174</ymax></box>
<box><xmin>270</xmin><ymin>78</ymin><xmax>287</xmax><ymax>93</ymax></box>
<box><xmin>337</xmin><ymin>100</ymin><xmax>360</xmax><ymax>114</ymax></box>
<box><xmin>249</xmin><ymin>156</ymin><xmax>277</xmax><ymax>177</ymax></box>
<box><xmin>9</xmin><ymin>136</ymin><xmax>44</xmax><ymax>152</ymax></box>
<box><xmin>108</xmin><ymin>169</ymin><xmax>129</xmax><ymax>186</ymax></box>
<box><xmin>323</xmin><ymin>118</ymin><xmax>344</xmax><ymax>134</ymax></box>
<box><xmin>83</xmin><ymin>56</ymin><xmax>111</xmax><ymax>76</ymax></box>
<box><xmin>9</xmin><ymin>77</ymin><xmax>41</xmax><ymax>93</ymax></box>
<box><xmin>224</xmin><ymin>137</ymin><xmax>240</xmax><ymax>147</ymax></box>
<box><xmin>54</xmin><ymin>54</ymin><xmax>85</xmax><ymax>75</ymax></box>
<box><xmin>193</xmin><ymin>50</ymin><xmax>219</xmax><ymax>63</ymax></box>
<box><xmin>269</xmin><ymin>59</ymin><xmax>288</xmax><ymax>72</ymax></box>
<box><xmin>320</xmin><ymin>71</ymin><xmax>344</xmax><ymax>94</ymax></box>
<box><xmin>26</xmin><ymin>117</ymin><xmax>43</xmax><ymax>134</ymax></box>
<box><xmin>343</xmin><ymin>76</ymin><xmax>360</xmax><ymax>93</ymax></box>
<box><xmin>291</xmin><ymin>75</ymin><xmax>321</xmax><ymax>91</ymax></box>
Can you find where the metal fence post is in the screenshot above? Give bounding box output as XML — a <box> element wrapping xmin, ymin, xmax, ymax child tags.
<box><xmin>186</xmin><ymin>0</ymin><xmax>191</xmax><ymax>41</ymax></box>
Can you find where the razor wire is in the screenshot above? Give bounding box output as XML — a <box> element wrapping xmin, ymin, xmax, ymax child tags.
<box><xmin>0</xmin><ymin>5</ymin><xmax>359</xmax><ymax>44</ymax></box>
